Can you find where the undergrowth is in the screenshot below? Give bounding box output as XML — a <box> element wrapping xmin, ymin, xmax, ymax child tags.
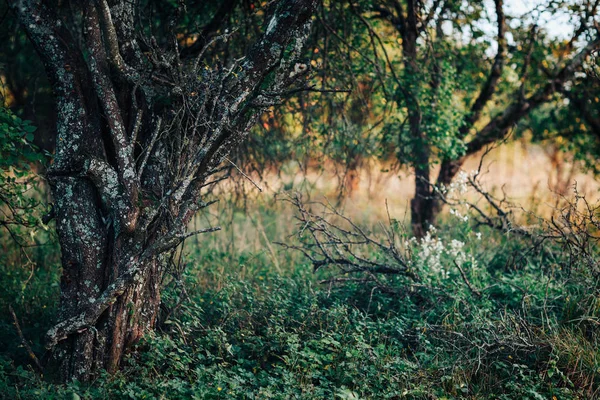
<box><xmin>1</xmin><ymin>203</ymin><xmax>600</xmax><ymax>399</ymax></box>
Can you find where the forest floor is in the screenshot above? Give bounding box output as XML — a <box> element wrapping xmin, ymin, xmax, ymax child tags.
<box><xmin>1</xmin><ymin>145</ymin><xmax>600</xmax><ymax>399</ymax></box>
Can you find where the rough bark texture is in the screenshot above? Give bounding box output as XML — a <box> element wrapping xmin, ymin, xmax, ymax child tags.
<box><xmin>11</xmin><ymin>0</ymin><xmax>317</xmax><ymax>381</ymax></box>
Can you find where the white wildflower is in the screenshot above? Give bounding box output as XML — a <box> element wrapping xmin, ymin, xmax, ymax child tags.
<box><xmin>447</xmin><ymin>239</ymin><xmax>468</xmax><ymax>265</ymax></box>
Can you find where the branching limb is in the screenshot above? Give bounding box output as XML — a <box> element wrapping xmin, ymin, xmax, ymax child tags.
<box><xmin>461</xmin><ymin>0</ymin><xmax>506</xmax><ymax>132</ymax></box>
<box><xmin>277</xmin><ymin>193</ymin><xmax>416</xmax><ymax>281</ymax></box>
<box><xmin>83</xmin><ymin>4</ymin><xmax>139</xmax><ymax>229</ymax></box>
<box><xmin>84</xmin><ymin>157</ymin><xmax>137</xmax><ymax>232</ymax></box>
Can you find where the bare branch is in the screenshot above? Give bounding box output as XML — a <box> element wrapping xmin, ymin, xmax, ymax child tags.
<box><xmin>461</xmin><ymin>0</ymin><xmax>507</xmax><ymax>132</ymax></box>
<box><xmin>224</xmin><ymin>157</ymin><xmax>263</xmax><ymax>192</ymax></box>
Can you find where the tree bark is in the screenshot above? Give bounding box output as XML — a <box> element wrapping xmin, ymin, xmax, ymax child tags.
<box><xmin>12</xmin><ymin>0</ymin><xmax>317</xmax><ymax>381</ymax></box>
<box><xmin>390</xmin><ymin>0</ymin><xmax>433</xmax><ymax>237</ymax></box>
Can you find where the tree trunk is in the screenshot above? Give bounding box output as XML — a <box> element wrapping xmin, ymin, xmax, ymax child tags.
<box><xmin>45</xmin><ymin>95</ymin><xmax>168</xmax><ymax>380</ymax></box>
<box><xmin>401</xmin><ymin>0</ymin><xmax>432</xmax><ymax>238</ymax></box>
<box><xmin>49</xmin><ymin>193</ymin><xmax>163</xmax><ymax>379</ymax></box>
<box><xmin>430</xmin><ymin>158</ymin><xmax>462</xmax><ymax>221</ymax></box>
<box><xmin>410</xmin><ymin>172</ymin><xmax>433</xmax><ymax>238</ymax></box>
<box><xmin>12</xmin><ymin>0</ymin><xmax>318</xmax><ymax>382</ymax></box>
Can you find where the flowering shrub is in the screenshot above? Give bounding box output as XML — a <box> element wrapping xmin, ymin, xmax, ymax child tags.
<box><xmin>405</xmin><ymin>228</ymin><xmax>477</xmax><ymax>282</ymax></box>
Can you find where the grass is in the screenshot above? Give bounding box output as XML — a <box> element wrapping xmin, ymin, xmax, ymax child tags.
<box><xmin>1</xmin><ymin>158</ymin><xmax>600</xmax><ymax>399</ymax></box>
<box><xmin>2</xmin><ymin>250</ymin><xmax>598</xmax><ymax>399</ymax></box>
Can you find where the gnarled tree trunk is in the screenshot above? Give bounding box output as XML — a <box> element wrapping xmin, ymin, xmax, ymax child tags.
<box><xmin>12</xmin><ymin>0</ymin><xmax>317</xmax><ymax>381</ymax></box>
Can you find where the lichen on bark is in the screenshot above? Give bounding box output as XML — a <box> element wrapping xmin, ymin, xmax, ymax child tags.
<box><xmin>11</xmin><ymin>0</ymin><xmax>318</xmax><ymax>382</ymax></box>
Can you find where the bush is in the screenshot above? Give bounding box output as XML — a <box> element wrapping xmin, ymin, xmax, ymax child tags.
<box><xmin>1</xmin><ymin>229</ymin><xmax>599</xmax><ymax>399</ymax></box>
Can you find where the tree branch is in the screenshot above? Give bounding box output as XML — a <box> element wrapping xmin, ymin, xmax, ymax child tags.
<box><xmin>9</xmin><ymin>305</ymin><xmax>43</xmax><ymax>372</ymax></box>
<box><xmin>460</xmin><ymin>0</ymin><xmax>506</xmax><ymax>133</ymax></box>
<box><xmin>83</xmin><ymin>3</ymin><xmax>139</xmax><ymax>231</ymax></box>
<box><xmin>83</xmin><ymin>157</ymin><xmax>136</xmax><ymax>232</ymax></box>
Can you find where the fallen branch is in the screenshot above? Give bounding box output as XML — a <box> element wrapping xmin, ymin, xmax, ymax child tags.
<box><xmin>9</xmin><ymin>305</ymin><xmax>43</xmax><ymax>372</ymax></box>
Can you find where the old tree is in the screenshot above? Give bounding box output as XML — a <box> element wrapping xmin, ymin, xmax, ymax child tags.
<box><xmin>9</xmin><ymin>0</ymin><xmax>317</xmax><ymax>381</ymax></box>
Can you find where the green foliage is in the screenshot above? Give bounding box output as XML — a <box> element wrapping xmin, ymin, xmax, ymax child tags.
<box><xmin>0</xmin><ymin>107</ymin><xmax>50</xmax><ymax>240</ymax></box>
<box><xmin>525</xmin><ymin>81</ymin><xmax>600</xmax><ymax>175</ymax></box>
<box><xmin>0</xmin><ymin>107</ymin><xmax>59</xmax><ymax>371</ymax></box>
<box><xmin>1</xmin><ymin>206</ymin><xmax>599</xmax><ymax>399</ymax></box>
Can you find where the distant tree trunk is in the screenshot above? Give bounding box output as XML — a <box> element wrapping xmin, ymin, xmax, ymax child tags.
<box><xmin>11</xmin><ymin>0</ymin><xmax>317</xmax><ymax>381</ymax></box>
<box><xmin>400</xmin><ymin>0</ymin><xmax>432</xmax><ymax>238</ymax></box>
